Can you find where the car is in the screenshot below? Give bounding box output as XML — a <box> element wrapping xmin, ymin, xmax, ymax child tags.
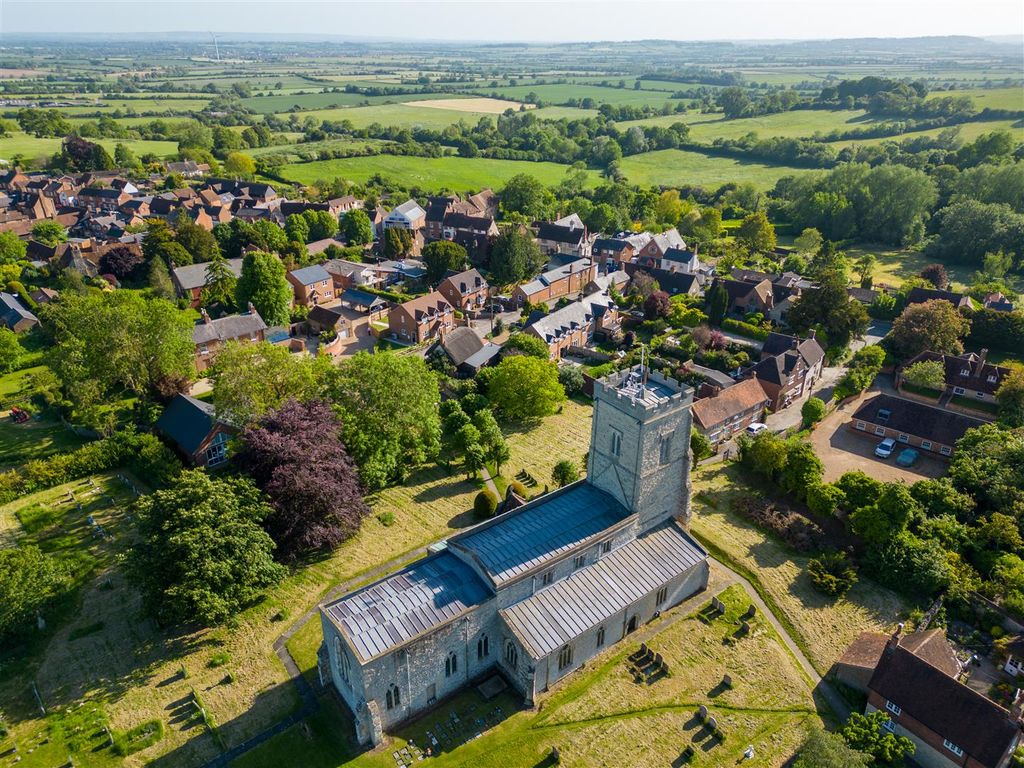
<box><xmin>745</xmin><ymin>423</ymin><xmax>769</xmax><ymax>436</ymax></box>
<box><xmin>895</xmin><ymin>448</ymin><xmax>920</xmax><ymax>467</ymax></box>
<box><xmin>874</xmin><ymin>437</ymin><xmax>897</xmax><ymax>458</ymax></box>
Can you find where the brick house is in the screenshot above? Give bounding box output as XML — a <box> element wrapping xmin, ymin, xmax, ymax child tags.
<box><xmin>171</xmin><ymin>258</ymin><xmax>244</xmax><ymax>309</ymax></box>
<box><xmin>905</xmin><ymin>286</ymin><xmax>973</xmax><ymax>311</ymax></box>
<box><xmin>591</xmin><ymin>237</ymin><xmax>636</xmax><ymax>269</ymax></box>
<box><xmin>866</xmin><ymin>634</ymin><xmax>1021</xmax><ymax>768</ymax></box>
<box><xmin>832</xmin><ymin>629</ymin><xmax>960</xmax><ymax>696</ymax></box>
<box><xmin>897</xmin><ymin>349</ymin><xmax>1009</xmax><ymax>410</ymax></box>
<box><xmin>511</xmin><ymin>258</ymin><xmax>597</xmax><ymax>306</ymax></box>
<box><xmin>155</xmin><ymin>394</ymin><xmax>233</xmax><ymax>468</ymax></box>
<box><xmin>437</xmin><ymin>268</ymin><xmax>489</xmax><ymax>312</ymax></box>
<box><xmin>192</xmin><ymin>306</ymin><xmax>267</xmax><ymax>373</ymax></box>
<box><xmin>750</xmin><ymin>332</ymin><xmax>826</xmax><ymax>410</ymax></box>
<box><xmin>287</xmin><ymin>264</ymin><xmax>335</xmax><ymax>307</ymax></box>
<box><xmin>535</xmin><ymin>217</ymin><xmax>592</xmax><ymax>260</ymax></box>
<box><xmin>524</xmin><ymin>294</ymin><xmax>619</xmax><ymax>360</ymax></box>
<box><xmin>716</xmin><ymin>278</ymin><xmax>776</xmax><ymax>316</ymax></box>
<box><xmin>77</xmin><ymin>187</ymin><xmax>130</xmax><ymax>213</ymax></box>
<box><xmin>387</xmin><ymin>291</ymin><xmax>454</xmax><ymax>344</ymax></box>
<box><xmin>849</xmin><ymin>394</ymin><xmax>986</xmax><ymax>458</ymax></box>
<box><xmin>690</xmin><ymin>377</ymin><xmax>770</xmax><ymax>444</ymax></box>
<box><xmin>636</xmin><ymin>229</ymin><xmax>686</xmax><ymax>266</ymax></box>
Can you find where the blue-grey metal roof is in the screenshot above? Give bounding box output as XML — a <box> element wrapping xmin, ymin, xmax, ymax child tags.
<box><xmin>289</xmin><ymin>264</ymin><xmax>332</xmax><ymax>285</ymax></box>
<box><xmin>324</xmin><ymin>550</ymin><xmax>491</xmax><ymax>662</ymax></box>
<box><xmin>155</xmin><ymin>394</ymin><xmax>217</xmax><ymax>455</ymax></box>
<box><xmin>341</xmin><ymin>287</ymin><xmax>387</xmax><ymax>309</ymax></box>
<box><xmin>461</xmin><ymin>342</ymin><xmax>501</xmax><ymax>370</ymax></box>
<box><xmin>1</xmin><ymin>291</ymin><xmax>38</xmax><ymax>328</ymax></box>
<box><xmin>454</xmin><ymin>482</ymin><xmax>629</xmax><ymax>586</ymax></box>
<box><xmin>500</xmin><ymin>522</ymin><xmax>707</xmax><ymax>658</ymax></box>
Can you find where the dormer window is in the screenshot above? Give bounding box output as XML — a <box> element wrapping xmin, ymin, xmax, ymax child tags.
<box><xmin>988</xmin><ymin>374</ymin><xmax>997</xmax><ymax>383</ymax></box>
<box><xmin>960</xmin><ymin>368</ymin><xmax>970</xmax><ymax>376</ymax></box>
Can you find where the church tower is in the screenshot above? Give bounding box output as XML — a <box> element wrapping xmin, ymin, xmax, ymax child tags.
<box><xmin>586</xmin><ymin>364</ymin><xmax>693</xmax><ymax>530</ymax></box>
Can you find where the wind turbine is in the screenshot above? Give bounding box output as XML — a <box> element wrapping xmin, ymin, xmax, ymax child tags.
<box><xmin>210</xmin><ymin>32</ymin><xmax>221</xmax><ymax>62</ymax></box>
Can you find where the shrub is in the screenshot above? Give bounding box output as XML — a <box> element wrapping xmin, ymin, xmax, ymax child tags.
<box><xmin>801</xmin><ymin>397</ymin><xmax>827</xmax><ymax>427</ymax></box>
<box><xmin>806</xmin><ymin>482</ymin><xmax>846</xmax><ymax>517</ymax></box>
<box><xmin>730</xmin><ymin>496</ymin><xmax>826</xmax><ymax>552</ymax></box>
<box><xmin>721</xmin><ymin>317</ymin><xmax>769</xmax><ymax>341</ymax></box>
<box><xmin>474</xmin><ymin>489</ymin><xmax>498</xmax><ymax>519</ymax></box>
<box><xmin>508</xmin><ymin>480</ymin><xmax>528</xmax><ymax>498</ymax></box>
<box><xmin>808</xmin><ymin>551</ymin><xmax>858</xmax><ymax>597</ymax></box>
<box><xmin>558</xmin><ymin>365</ymin><xmax>585</xmax><ymax>395</ymax></box>
<box><xmin>208</xmin><ymin>651</ymin><xmax>231</xmax><ymax>668</ymax></box>
<box><xmin>377</xmin><ymin>511</ymin><xmax>396</xmax><ymax>527</ymax></box>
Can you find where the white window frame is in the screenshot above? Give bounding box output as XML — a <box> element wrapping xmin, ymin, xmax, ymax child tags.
<box><xmin>898</xmin><ymin>433</ymin><xmax>909</xmax><ymax>443</ymax></box>
<box><xmin>940</xmin><ymin>445</ymin><xmax>952</xmax><ymax>456</ymax></box>
<box><xmin>921</xmin><ymin>440</ymin><xmax>932</xmax><ymax>450</ymax></box>
<box><xmin>953</xmin><ymin>386</ymin><xmax>965</xmax><ymax>395</ymax></box>
<box><xmin>855</xmin><ymin>421</ymin><xmax>866</xmax><ymax>431</ymax></box>
<box><xmin>874</xmin><ymin>426</ymin><xmax>886</xmax><ymax>436</ymax></box>
<box><xmin>885</xmin><ymin>700</ymin><xmax>901</xmax><ymax>716</ymax></box>
<box><xmin>942</xmin><ymin>739</ymin><xmax>963</xmax><ymax>756</ymax></box>
<box><xmin>881</xmin><ymin>718</ymin><xmax>896</xmax><ymax>733</ymax></box>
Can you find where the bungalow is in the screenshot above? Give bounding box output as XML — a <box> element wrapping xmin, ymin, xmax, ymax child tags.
<box><xmin>387</xmin><ymin>291</ymin><xmax>453</xmax><ymax>344</ymax></box>
<box><xmin>523</xmin><ymin>293</ymin><xmax>618</xmax><ymax>360</ymax></box>
<box><xmin>192</xmin><ymin>306</ymin><xmax>267</xmax><ymax>373</ymax></box>
<box><xmin>535</xmin><ymin>215</ymin><xmax>592</xmax><ymax>260</ymax></box>
<box><xmin>511</xmin><ymin>258</ymin><xmax>597</xmax><ymax>306</ymax></box>
<box><xmin>690</xmin><ymin>377</ymin><xmax>770</xmax><ymax>445</ymax></box>
<box><xmin>383</xmin><ymin>199</ymin><xmax>426</xmax><ymax>232</ymax></box>
<box><xmin>0</xmin><ymin>291</ymin><xmax>39</xmax><ymax>332</ymax></box>
<box><xmin>849</xmin><ymin>394</ymin><xmax>986</xmax><ymax>457</ymax></box>
<box><xmin>897</xmin><ymin>349</ymin><xmax>1009</xmax><ymax>409</ymax></box>
<box><xmin>428</xmin><ymin>326</ymin><xmax>501</xmax><ymax>377</ymax></box>
<box><xmin>905</xmin><ymin>286</ymin><xmax>972</xmax><ymax>311</ymax></box>
<box><xmin>866</xmin><ymin>631</ymin><xmax>1021</xmax><ymax>768</ymax></box>
<box><xmin>437</xmin><ymin>268</ymin><xmax>489</xmax><ymax>312</ymax></box>
<box><xmin>171</xmin><ymin>258</ymin><xmax>244</xmax><ymax>309</ymax></box>
<box><xmin>166</xmin><ymin>160</ymin><xmax>207</xmax><ymax>178</ymax></box>
<box><xmin>287</xmin><ymin>264</ymin><xmax>334</xmax><ymax>307</ymax></box>
<box><xmin>155</xmin><ymin>394</ymin><xmax>233</xmax><ymax>468</ymax></box>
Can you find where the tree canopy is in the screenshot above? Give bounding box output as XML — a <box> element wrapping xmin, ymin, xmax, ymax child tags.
<box><xmin>889</xmin><ymin>299</ymin><xmax>971</xmax><ymax>358</ymax></box>
<box><xmin>235</xmin><ymin>250</ymin><xmax>293</xmax><ymax>327</ymax></box>
<box><xmin>487</xmin><ymin>355</ymin><xmax>565</xmax><ymax>421</ymax></box>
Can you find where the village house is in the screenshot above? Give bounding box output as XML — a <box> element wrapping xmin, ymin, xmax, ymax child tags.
<box><xmin>865</xmin><ymin>631</ymin><xmax>1021</xmax><ymax>768</ymax></box>
<box><xmin>623</xmin><ymin>262</ymin><xmax>703</xmax><ymax>298</ymax></box>
<box><xmin>192</xmin><ymin>306</ymin><xmax>267</xmax><ymax>373</ymax></box>
<box><xmin>716</xmin><ymin>278</ymin><xmax>776</xmax><ymax>317</ymax></box>
<box><xmin>535</xmin><ymin>214</ymin><xmax>592</xmax><ymax>260</ymax></box>
<box><xmin>591</xmin><ymin>237</ymin><xmax>637</xmax><ymax>269</ymax></box>
<box><xmin>323</xmin><ymin>259</ymin><xmax>382</xmax><ymax>294</ymax></box>
<box><xmin>155</xmin><ymin>393</ymin><xmax>233</xmax><ymax>468</ymax></box>
<box><xmin>680</xmin><ymin>360</ymin><xmax>737</xmax><ymax>399</ymax></box>
<box><xmin>897</xmin><ymin>349</ymin><xmax>1009</xmax><ymax>411</ymax></box>
<box><xmin>690</xmin><ymin>377</ymin><xmax>770</xmax><ymax>444</ymax></box>
<box><xmin>437</xmin><ymin>268</ymin><xmax>489</xmax><ymax>312</ymax></box>
<box><xmin>849</xmin><ymin>394</ymin><xmax>986</xmax><ymax>458</ymax></box>
<box><xmin>832</xmin><ymin>629</ymin><xmax>961</xmax><ymax>696</ymax></box>
<box><xmin>584</xmin><ymin>269</ymin><xmax>630</xmax><ymax>297</ymax></box>
<box><xmin>635</xmin><ymin>229</ymin><xmax>686</xmax><ymax>266</ymax></box>
<box><xmin>428</xmin><ymin>326</ymin><xmax>501</xmax><ymax>377</ymax></box>
<box><xmin>0</xmin><ymin>291</ymin><xmax>39</xmax><ymax>332</ymax></box>
<box><xmin>905</xmin><ymin>286</ymin><xmax>972</xmax><ymax>311</ymax></box>
<box><xmin>748</xmin><ymin>332</ymin><xmax>825</xmax><ymax>411</ymax></box>
<box><xmin>318</xmin><ymin>365</ymin><xmax>709</xmax><ymax>746</ymax></box>
<box><xmin>171</xmin><ymin>258</ymin><xmax>244</xmax><ymax>309</ymax></box>
<box><xmin>77</xmin><ymin>186</ymin><xmax>130</xmax><ymax>213</ymax></box>
<box><xmin>287</xmin><ymin>264</ymin><xmax>335</xmax><ymax>307</ymax></box>
<box><xmin>306</xmin><ymin>304</ymin><xmax>354</xmax><ymax>340</ymax></box>
<box><xmin>387</xmin><ymin>290</ymin><xmax>454</xmax><ymax>344</ymax></box>
<box><xmin>423</xmin><ymin>194</ymin><xmax>495</xmax><ymax>240</ymax></box>
<box><xmin>383</xmin><ymin>199</ymin><xmax>426</xmax><ymax>232</ymax></box>
<box><xmin>524</xmin><ymin>293</ymin><xmax>619</xmax><ymax>360</ymax></box>
<box><xmin>165</xmin><ymin>160</ymin><xmax>208</xmax><ymax>178</ymax></box>
<box><xmin>512</xmin><ymin>258</ymin><xmax>597</xmax><ymax>306</ymax></box>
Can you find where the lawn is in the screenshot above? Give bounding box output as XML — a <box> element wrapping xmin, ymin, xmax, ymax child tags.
<box><xmin>279</xmin><ymin>154</ymin><xmax>598</xmax><ymax>190</ymax></box>
<box><xmin>0</xmin><ymin>131</ymin><xmax>179</xmax><ymax>163</ymax></box>
<box><xmin>617</xmin><ymin>148</ymin><xmax>812</xmax><ymax>190</ymax></box>
<box><xmin>689</xmin><ymin>463</ymin><xmax>908</xmax><ymax>675</ymax></box>
<box><xmin>238</xmin><ymin>584</ymin><xmax>819</xmax><ymax>768</ymax></box>
<box><xmin>844</xmin><ymin>244</ymin><xmax>976</xmax><ymax>291</ymax></box>
<box><xmin>0</xmin><ymin>405</ymin><xmax>595</xmax><ymax>768</ymax></box>
<box><xmin>0</xmin><ymin>415</ymin><xmax>90</xmax><ymax>468</ymax></box>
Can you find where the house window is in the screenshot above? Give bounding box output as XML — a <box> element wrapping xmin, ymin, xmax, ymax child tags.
<box><xmin>960</xmin><ymin>368</ymin><xmax>970</xmax><ymax>376</ymax></box>
<box><xmin>987</xmin><ymin>375</ymin><xmax>998</xmax><ymax>383</ymax></box>
<box><xmin>199</xmin><ymin>344</ymin><xmax>209</xmax><ymax>356</ymax></box>
<box><xmin>573</xmin><ymin>554</ymin><xmax>585</xmax><ymax>570</ymax></box>
<box><xmin>656</xmin><ymin>587</ymin><xmax>668</xmax><ymax>606</ymax></box>
<box><xmin>386</xmin><ymin>684</ymin><xmax>400</xmax><ymax>710</ymax></box>
<box><xmin>601</xmin><ymin>540</ymin><xmax>612</xmax><ymax>555</ymax></box>
<box><xmin>885</xmin><ymin>700</ymin><xmax>902</xmax><ymax>716</ymax></box>
<box><xmin>610</xmin><ymin>430</ymin><xmax>622</xmax><ymax>458</ymax></box>
<box><xmin>596</xmin><ymin>627</ymin><xmax>605</xmax><ymax>647</ymax></box>
<box><xmin>477</xmin><ymin>635</ymin><xmax>489</xmax><ymax>660</ymax></box>
<box><xmin>874</xmin><ymin>426</ymin><xmax>886</xmax><ymax>436</ymax></box>
<box><xmin>445</xmin><ymin>652</ymin><xmax>458</xmax><ymax>677</ymax></box>
<box><xmin>953</xmin><ymin>386</ymin><xmax>965</xmax><ymax>395</ymax></box>
<box><xmin>659</xmin><ymin>434</ymin><xmax>672</xmax><ymax>465</ymax></box>
<box><xmin>334</xmin><ymin>637</ymin><xmax>351</xmax><ymax>683</ymax></box>
<box><xmin>542</xmin><ymin>571</ymin><xmax>554</xmax><ymax>587</ymax></box>
<box><xmin>205</xmin><ymin>432</ymin><xmax>229</xmax><ymax>467</ymax></box>
<box><xmin>940</xmin><ymin>446</ymin><xmax>952</xmax><ymax>456</ymax></box>
<box><xmin>855</xmin><ymin>421</ymin><xmax>866</xmax><ymax>431</ymax></box>
<box><xmin>505</xmin><ymin>642</ymin><xmax>518</xmax><ymax>670</ymax></box>
<box><xmin>898</xmin><ymin>433</ymin><xmax>909</xmax><ymax>443</ymax></box>
<box><xmin>921</xmin><ymin>441</ymin><xmax>932</xmax><ymax>450</ymax></box>
<box><xmin>942</xmin><ymin>739</ymin><xmax>964</xmax><ymax>757</ymax></box>
<box><xmin>975</xmin><ymin>391</ymin><xmax>985</xmax><ymax>399</ymax></box>
<box><xmin>558</xmin><ymin>645</ymin><xmax>573</xmax><ymax>671</ymax></box>
<box><xmin>881</xmin><ymin>718</ymin><xmax>895</xmax><ymax>733</ymax></box>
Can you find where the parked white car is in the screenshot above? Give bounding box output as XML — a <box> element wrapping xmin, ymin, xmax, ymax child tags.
<box><xmin>745</xmin><ymin>423</ymin><xmax>769</xmax><ymax>436</ymax></box>
<box><xmin>874</xmin><ymin>437</ymin><xmax>897</xmax><ymax>458</ymax></box>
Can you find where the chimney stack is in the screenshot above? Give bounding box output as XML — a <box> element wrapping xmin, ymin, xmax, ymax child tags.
<box><xmin>888</xmin><ymin>623</ymin><xmax>904</xmax><ymax>649</ymax></box>
<box><xmin>247</xmin><ymin>301</ymin><xmax>256</xmax><ymax>314</ymax></box>
<box><xmin>976</xmin><ymin>348</ymin><xmax>988</xmax><ymax>376</ymax></box>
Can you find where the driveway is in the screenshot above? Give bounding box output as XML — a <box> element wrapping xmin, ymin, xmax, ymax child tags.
<box><xmin>809</xmin><ymin>394</ymin><xmax>947</xmax><ymax>483</ymax></box>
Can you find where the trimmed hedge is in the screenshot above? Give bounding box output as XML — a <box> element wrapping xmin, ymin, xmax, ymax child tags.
<box><xmin>474</xmin><ymin>489</ymin><xmax>499</xmax><ymax>519</ymax></box>
<box><xmin>0</xmin><ymin>428</ymin><xmax>182</xmax><ymax>504</ymax></box>
<box><xmin>721</xmin><ymin>318</ymin><xmax>770</xmax><ymax>341</ymax></box>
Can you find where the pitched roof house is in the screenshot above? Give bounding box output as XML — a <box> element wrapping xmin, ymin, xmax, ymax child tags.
<box><xmin>437</xmin><ymin>268</ymin><xmax>489</xmax><ymax>312</ymax></box>
<box><xmin>512</xmin><ymin>258</ymin><xmax>597</xmax><ymax>306</ymax></box>
<box><xmin>524</xmin><ymin>293</ymin><xmax>619</xmax><ymax>360</ymax></box>
<box><xmin>905</xmin><ymin>287</ymin><xmax>972</xmax><ymax>310</ymax></box>
<box><xmin>171</xmin><ymin>258</ymin><xmax>244</xmax><ymax>308</ymax></box>
<box><xmin>750</xmin><ymin>332</ymin><xmax>826</xmax><ymax>411</ymax></box>
<box><xmin>0</xmin><ymin>291</ymin><xmax>39</xmax><ymax>332</ymax></box>
<box><xmin>690</xmin><ymin>377</ymin><xmax>770</xmax><ymax>444</ymax></box>
<box><xmin>387</xmin><ymin>290</ymin><xmax>453</xmax><ymax>344</ymax></box>
<box><xmin>429</xmin><ymin>326</ymin><xmax>501</xmax><ymax>376</ymax></box>
<box><xmin>192</xmin><ymin>307</ymin><xmax>267</xmax><ymax>372</ymax></box>
<box><xmin>287</xmin><ymin>264</ymin><xmax>335</xmax><ymax>307</ymax></box>
<box><xmin>536</xmin><ymin>220</ymin><xmax>592</xmax><ymax>259</ymax></box>
<box><xmin>155</xmin><ymin>394</ymin><xmax>233</xmax><ymax>468</ymax></box>
<box><xmin>849</xmin><ymin>394</ymin><xmax>986</xmax><ymax>457</ymax></box>
<box><xmin>832</xmin><ymin>629</ymin><xmax>960</xmax><ymax>695</ymax></box>
<box><xmin>383</xmin><ymin>199</ymin><xmax>426</xmax><ymax>231</ymax></box>
<box><xmin>897</xmin><ymin>349</ymin><xmax>1009</xmax><ymax>411</ymax></box>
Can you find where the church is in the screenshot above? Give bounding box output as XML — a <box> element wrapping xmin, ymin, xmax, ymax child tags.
<box><xmin>317</xmin><ymin>365</ymin><xmax>710</xmax><ymax>745</ymax></box>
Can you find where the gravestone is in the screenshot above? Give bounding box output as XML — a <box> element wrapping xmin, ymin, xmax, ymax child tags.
<box><xmin>698</xmin><ymin>704</ymin><xmax>708</xmax><ymax>721</ymax></box>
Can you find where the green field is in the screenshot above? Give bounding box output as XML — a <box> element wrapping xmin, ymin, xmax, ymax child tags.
<box><xmin>830</xmin><ymin>118</ymin><xmax>1024</xmax><ymax>149</ymax></box>
<box><xmin>241</xmin><ymin>90</ymin><xmax>463</xmax><ymax>113</ymax></box>
<box><xmin>0</xmin><ymin>132</ymin><xmax>179</xmax><ymax>162</ymax></box>
<box><xmin>928</xmin><ymin>86</ymin><xmax>1024</xmax><ymax>111</ymax></box>
<box><xmin>618</xmin><ymin>149</ymin><xmax>811</xmax><ymax>189</ymax></box>
<box><xmin>620</xmin><ymin>108</ymin><xmax>871</xmax><ymax>139</ymax></box>
<box><xmin>485</xmin><ymin>82</ymin><xmax>684</xmax><ymax>107</ymax></box>
<box><xmin>279</xmin><ymin>154</ymin><xmax>597</xmax><ymax>189</ymax></box>
<box><xmin>270</xmin><ymin>102</ymin><xmax>592</xmax><ymax>130</ymax></box>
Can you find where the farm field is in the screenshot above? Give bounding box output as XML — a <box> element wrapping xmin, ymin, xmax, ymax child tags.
<box><xmin>690</xmin><ymin>464</ymin><xmax>908</xmax><ymax>674</ymax></box>
<box><xmin>402</xmin><ymin>97</ymin><xmax>530</xmax><ymax>113</ymax></box>
<box><xmin>0</xmin><ymin>403</ymin><xmax>594</xmax><ymax>768</ymax></box>
<box><xmin>843</xmin><ymin>244</ymin><xmax>977</xmax><ymax>291</ymax></box>
<box><xmin>617</xmin><ymin>148</ymin><xmax>811</xmax><ymax>189</ymax></box>
<box><xmin>240</xmin><ymin>90</ymin><xmax>464</xmax><ymax>113</ymax></box>
<box><xmin>279</xmin><ymin>154</ymin><xmax>598</xmax><ymax>190</ymax></box>
<box><xmin>269</xmin><ymin>103</ymin><xmax>591</xmax><ymax>129</ymax></box>
<box><xmin>927</xmin><ymin>86</ymin><xmax>1024</xmax><ymax>111</ymax></box>
<box><xmin>486</xmin><ymin>82</ymin><xmax>685</xmax><ymax>107</ymax></box>
<box><xmin>237</xmin><ymin>583</ymin><xmax>818</xmax><ymax>768</ymax></box>
<box><xmin>0</xmin><ymin>132</ymin><xmax>179</xmax><ymax>162</ymax></box>
<box><xmin>247</xmin><ymin>137</ymin><xmax>382</xmax><ymax>160</ymax></box>
<box><xmin>621</xmin><ymin>108</ymin><xmax>871</xmax><ymax>139</ymax></box>
<box><xmin>830</xmin><ymin>118</ymin><xmax>1024</xmax><ymax>149</ymax></box>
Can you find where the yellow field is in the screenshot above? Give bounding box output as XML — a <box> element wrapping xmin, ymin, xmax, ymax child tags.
<box><xmin>402</xmin><ymin>97</ymin><xmax>533</xmax><ymax>113</ymax></box>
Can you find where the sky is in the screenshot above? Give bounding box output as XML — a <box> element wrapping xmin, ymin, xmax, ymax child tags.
<box><xmin>0</xmin><ymin>0</ymin><xmax>1022</xmax><ymax>41</ymax></box>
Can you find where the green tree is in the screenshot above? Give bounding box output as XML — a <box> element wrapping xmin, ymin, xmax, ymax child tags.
<box><xmin>147</xmin><ymin>254</ymin><xmax>175</xmax><ymax>299</ymax></box>
<box><xmin>285</xmin><ymin>213</ymin><xmax>311</xmax><ymax>244</ymax></box>
<box><xmin>0</xmin><ymin>327</ymin><xmax>23</xmax><ymax>373</ymax></box>
<box><xmin>174</xmin><ymin>215</ymin><xmax>220</xmax><ymax>263</ymax></box>
<box><xmin>422</xmin><ymin>240</ymin><xmax>468</xmax><ymax>283</ymax></box>
<box><xmin>890</xmin><ymin>299</ymin><xmax>971</xmax><ymax>359</ymax></box>
<box><xmin>235</xmin><ymin>250</ymin><xmax>292</xmax><ymax>327</ymax></box>
<box><xmin>854</xmin><ymin>253</ymin><xmax>877</xmax><ymax>288</ymax></box>
<box><xmin>473</xmin><ymin>409</ymin><xmax>510</xmax><ymax>476</ymax></box>
<box><xmin>786</xmin><ymin>270</ymin><xmax>869</xmax><ymax>350</ymax></box>
<box><xmin>30</xmin><ymin>220</ymin><xmax>68</xmax><ymax>247</ymax></box>
<box><xmin>996</xmin><ymin>367</ymin><xmax>1024</xmax><ymax>428</ymax></box>
<box><xmin>552</xmin><ymin>459</ymin><xmax>580</xmax><ymax>487</ymax></box>
<box><xmin>793</xmin><ymin>726</ymin><xmax>870</xmax><ymax>768</ymax></box>
<box><xmin>125</xmin><ymin>471</ymin><xmax>285</xmax><ymax>626</ymax></box>
<box><xmin>340</xmin><ymin>208</ymin><xmax>373</xmax><ymax>245</ymax></box>
<box><xmin>801</xmin><ymin>397</ymin><xmax>827</xmax><ymax>427</ymax></box>
<box><xmin>328</xmin><ymin>352</ymin><xmax>442</xmax><ymax>490</ymax></box>
<box><xmin>500</xmin><ymin>174</ymin><xmax>554</xmax><ymax>219</ymax></box>
<box><xmin>736</xmin><ymin>211</ymin><xmax>777</xmax><ymax>253</ymax></box>
<box><xmin>840</xmin><ymin>711</ymin><xmax>915</xmax><ymax>766</ymax></box>
<box><xmin>793</xmin><ymin>228</ymin><xmax>823</xmax><ymax>256</ymax></box>
<box><xmin>901</xmin><ymin>359</ymin><xmax>946</xmax><ymax>391</ymax></box>
<box><xmin>741</xmin><ymin>430</ymin><xmax>789</xmax><ymax>480</ymax></box>
<box><xmin>690</xmin><ymin>428</ymin><xmax>714</xmax><ymax>469</ymax></box>
<box><xmin>502</xmin><ymin>332</ymin><xmax>551</xmax><ymax>359</ymax></box>
<box><xmin>113</xmin><ymin>142</ymin><xmax>140</xmax><ymax>169</ymax></box>
<box><xmin>304</xmin><ymin>210</ymin><xmax>338</xmax><ymax>241</ymax></box>
<box><xmin>0</xmin><ymin>545</ymin><xmax>71</xmax><ymax>641</ymax></box>
<box><xmin>223</xmin><ymin>152</ymin><xmax>256</xmax><ymax>179</ymax></box>
<box><xmin>383</xmin><ymin>227</ymin><xmax>413</xmax><ymax>260</ymax></box>
<box><xmin>779</xmin><ymin>440</ymin><xmax>824</xmax><ymax>499</ymax></box>
<box><xmin>807</xmin><ymin>551</ymin><xmax>858</xmax><ymax>597</ymax></box>
<box><xmin>487</xmin><ymin>356</ymin><xmax>565</xmax><ymax>421</ymax></box>
<box><xmin>490</xmin><ymin>230</ymin><xmax>545</xmax><ymax>285</ymax></box>
<box><xmin>209</xmin><ymin>341</ymin><xmax>329</xmax><ymax>426</ymax></box>
<box><xmin>836</xmin><ymin>470</ymin><xmax>884</xmax><ymax>513</ymax></box>
<box><xmin>705</xmin><ymin>281</ymin><xmax>729</xmax><ymax>326</ymax></box>
<box><xmin>850</xmin><ymin>482</ymin><xmax>919</xmax><ymax>545</ymax></box>
<box><xmin>200</xmin><ymin>252</ymin><xmax>238</xmax><ymax>310</ymax></box>
<box><xmin>0</xmin><ymin>231</ymin><xmax>27</xmax><ymax>265</ymax></box>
